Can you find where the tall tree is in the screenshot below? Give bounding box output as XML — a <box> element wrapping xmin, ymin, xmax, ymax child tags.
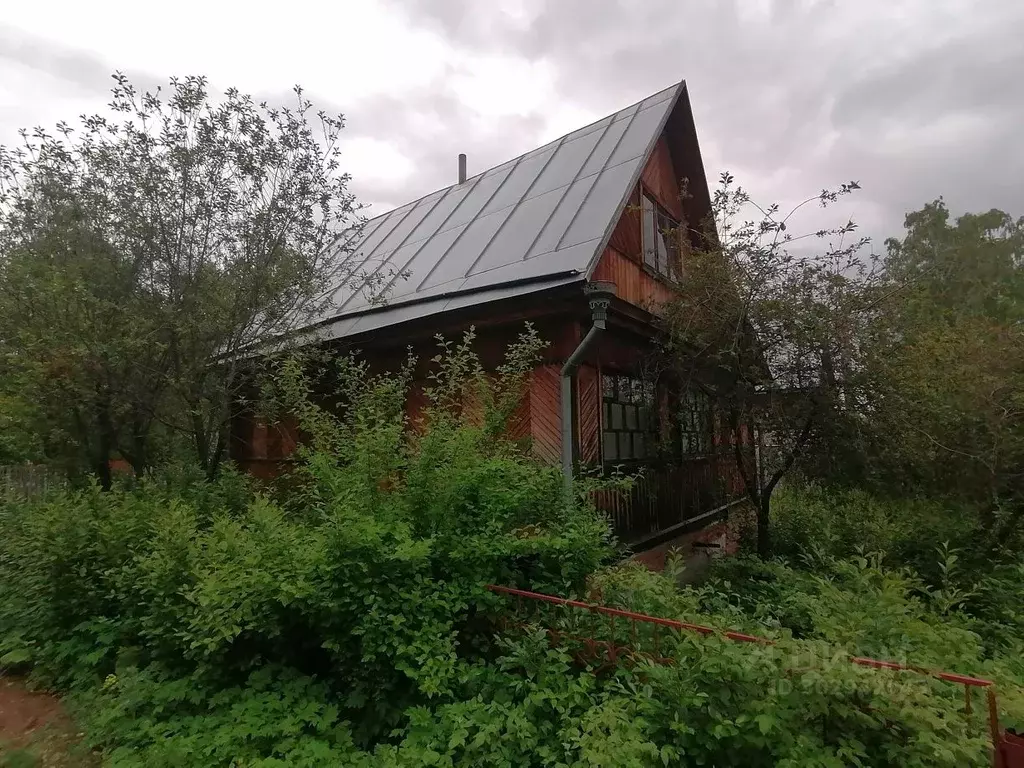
<box><xmin>659</xmin><ymin>173</ymin><xmax>877</xmax><ymax>556</ymax></box>
<box><xmin>864</xmin><ymin>201</ymin><xmax>1023</xmax><ymax>529</ymax></box>
<box><xmin>0</xmin><ymin>385</ymin><xmax>42</xmax><ymax>466</ymax></box>
<box><xmin>0</xmin><ymin>74</ymin><xmax>378</xmax><ymax>484</ymax></box>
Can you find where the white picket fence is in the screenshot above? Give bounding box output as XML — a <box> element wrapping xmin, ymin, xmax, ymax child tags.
<box><xmin>0</xmin><ymin>464</ymin><xmax>66</xmax><ymax>500</ymax></box>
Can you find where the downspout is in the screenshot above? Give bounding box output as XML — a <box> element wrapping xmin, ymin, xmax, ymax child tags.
<box><xmin>561</xmin><ymin>282</ymin><xmax>616</xmax><ymax>492</ymax></box>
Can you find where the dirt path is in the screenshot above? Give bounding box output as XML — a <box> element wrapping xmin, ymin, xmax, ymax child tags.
<box><xmin>0</xmin><ymin>676</ymin><xmax>95</xmax><ymax>767</ymax></box>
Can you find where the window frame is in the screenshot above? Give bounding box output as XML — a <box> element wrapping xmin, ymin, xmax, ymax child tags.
<box><xmin>676</xmin><ymin>385</ymin><xmax>714</xmax><ymax>459</ymax></box>
<box><xmin>601</xmin><ymin>372</ymin><xmax>657</xmax><ymax>466</ymax></box>
<box><xmin>640</xmin><ymin>188</ymin><xmax>681</xmax><ymax>279</ymax></box>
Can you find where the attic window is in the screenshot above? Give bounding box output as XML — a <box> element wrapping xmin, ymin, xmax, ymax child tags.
<box><xmin>641</xmin><ymin>192</ymin><xmax>680</xmax><ymax>278</ymax></box>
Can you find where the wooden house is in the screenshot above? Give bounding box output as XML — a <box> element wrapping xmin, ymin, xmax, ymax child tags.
<box><xmin>233</xmin><ymin>80</ymin><xmax>752</xmax><ymax>550</ymax></box>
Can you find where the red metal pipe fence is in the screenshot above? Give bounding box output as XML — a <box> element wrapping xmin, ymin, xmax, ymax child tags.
<box><xmin>485</xmin><ymin>584</ymin><xmax>1023</xmax><ymax>767</ymax></box>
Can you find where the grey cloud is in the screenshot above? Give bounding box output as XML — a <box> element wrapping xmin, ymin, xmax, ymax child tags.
<box><xmin>388</xmin><ymin>0</ymin><xmax>1024</xmax><ymax>243</ymax></box>
<box><xmin>241</xmin><ymin>76</ymin><xmax>550</xmax><ymax>214</ymax></box>
<box><xmin>336</xmin><ymin>81</ymin><xmax>549</xmax><ymax>213</ymax></box>
<box><xmin>832</xmin><ymin>33</ymin><xmax>1024</xmax><ymax>129</ymax></box>
<box><xmin>0</xmin><ymin>24</ymin><xmax>196</xmax><ymax>153</ymax></box>
<box><xmin>6</xmin><ymin>2</ymin><xmax>1023</xmax><ymax>248</ymax></box>
<box><xmin>0</xmin><ymin>19</ymin><xmax>551</xmax><ymax>221</ymax></box>
<box><xmin>0</xmin><ymin>24</ymin><xmax>163</xmax><ymax>99</ymax></box>
<box><xmin>0</xmin><ymin>23</ymin><xmax>113</xmax><ymax>95</ymax></box>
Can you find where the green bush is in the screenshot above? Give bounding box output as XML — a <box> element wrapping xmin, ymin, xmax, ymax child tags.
<box><xmin>702</xmin><ymin>554</ymin><xmax>1024</xmax><ymax>734</ymax></box>
<box><xmin>5</xmin><ymin>481</ymin><xmax>1022</xmax><ymax>766</ymax></box>
<box><xmin>0</xmin><ymin>329</ymin><xmax>616</xmax><ymax>761</ymax></box>
<box><xmin>79</xmin><ymin>665</ymin><xmax>372</xmax><ymax>767</ymax></box>
<box><xmin>769</xmin><ymin>484</ymin><xmax>979</xmax><ymax>576</ymax></box>
<box><xmin>3</xmin><ymin>333</ymin><xmax>1023</xmax><ymax>766</ymax></box>
<box><xmin>382</xmin><ymin>556</ymin><xmax>1021</xmax><ymax>766</ymax></box>
<box><xmin>768</xmin><ymin>483</ymin><xmax>1024</xmax><ymax>651</ymax></box>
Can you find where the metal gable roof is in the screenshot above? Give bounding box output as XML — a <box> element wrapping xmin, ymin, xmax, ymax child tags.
<box><xmin>313</xmin><ymin>80</ymin><xmax>686</xmax><ymax>341</ymax></box>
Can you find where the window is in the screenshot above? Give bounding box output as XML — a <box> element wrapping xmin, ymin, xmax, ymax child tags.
<box><xmin>678</xmin><ymin>387</ymin><xmax>713</xmax><ymax>457</ymax></box>
<box><xmin>641</xmin><ymin>191</ymin><xmax>680</xmax><ymax>278</ymax></box>
<box><xmin>602</xmin><ymin>374</ymin><xmax>656</xmax><ymax>463</ymax></box>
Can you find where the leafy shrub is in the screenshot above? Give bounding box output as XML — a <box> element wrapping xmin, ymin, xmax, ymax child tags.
<box><xmin>769</xmin><ymin>484</ymin><xmax>977</xmax><ymax>575</ymax></box>
<box><xmin>768</xmin><ymin>483</ymin><xmax>1024</xmax><ymax>644</ymax></box>
<box><xmin>4</xmin><ymin>331</ymin><xmax>1023</xmax><ymax>766</ymax></box>
<box><xmin>79</xmin><ymin>665</ymin><xmax>371</xmax><ymax>767</ymax></box>
<box><xmin>484</xmin><ymin>562</ymin><xmax>1009</xmax><ymax>767</ymax></box>
<box><xmin>702</xmin><ymin>554</ymin><xmax>1024</xmax><ymax>736</ymax></box>
<box><xmin>0</xmin><ymin>329</ymin><xmax>616</xmax><ymax>760</ymax></box>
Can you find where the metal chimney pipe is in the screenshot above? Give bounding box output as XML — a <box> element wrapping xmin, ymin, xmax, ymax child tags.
<box><xmin>458</xmin><ymin>153</ymin><xmax>467</xmax><ymax>184</ymax></box>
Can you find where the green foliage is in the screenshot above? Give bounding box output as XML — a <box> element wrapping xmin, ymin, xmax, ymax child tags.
<box><xmin>3</xmin><ymin>327</ymin><xmax>1022</xmax><ymax>765</ymax></box>
<box><xmin>77</xmin><ymin>665</ymin><xmax>372</xmax><ymax>767</ymax></box>
<box><xmin>0</xmin><ymin>73</ymin><xmax>371</xmax><ymax>483</ymax></box>
<box><xmin>769</xmin><ymin>484</ymin><xmax>980</xmax><ymax>579</ymax></box>
<box><xmin>847</xmin><ymin>201</ymin><xmax>1023</xmax><ymax>520</ymax></box>
<box><xmin>767</xmin><ymin>483</ymin><xmax>1024</xmax><ymax>649</ymax></box>
<box><xmin>0</xmin><ymin>331</ymin><xmax>615</xmax><ymax>764</ymax></box>
<box><xmin>0</xmin><ymin>388</ymin><xmax>43</xmax><ymax>464</ymax></box>
<box><xmin>486</xmin><ymin>559</ymin><xmax>1015</xmax><ymax>767</ymax></box>
<box><xmin>701</xmin><ymin>553</ymin><xmax>1024</xmax><ymax>736</ymax></box>
<box><xmin>5</xmin><ymin>466</ymin><xmax>1023</xmax><ymax>766</ymax></box>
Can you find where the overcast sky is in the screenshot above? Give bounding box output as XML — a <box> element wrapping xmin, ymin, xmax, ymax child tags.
<box><xmin>2</xmin><ymin>0</ymin><xmax>1022</xmax><ymax>249</ymax></box>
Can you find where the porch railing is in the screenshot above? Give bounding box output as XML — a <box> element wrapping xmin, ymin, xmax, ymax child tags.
<box><xmin>593</xmin><ymin>448</ymin><xmax>751</xmax><ymax>545</ymax></box>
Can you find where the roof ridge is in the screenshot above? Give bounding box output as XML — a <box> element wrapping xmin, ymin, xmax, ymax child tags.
<box><xmin>357</xmin><ymin>79</ymin><xmax>684</xmax><ymax>225</ymax></box>
<box><xmin>307</xmin><ymin>78</ymin><xmax>691</xmax><ymax>341</ymax></box>
<box><xmin>581</xmin><ymin>81</ymin><xmax>688</xmax><ymax>281</ymax></box>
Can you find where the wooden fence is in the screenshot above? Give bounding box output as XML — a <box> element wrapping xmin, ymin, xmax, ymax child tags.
<box><xmin>0</xmin><ymin>464</ymin><xmax>66</xmax><ymax>501</ymax></box>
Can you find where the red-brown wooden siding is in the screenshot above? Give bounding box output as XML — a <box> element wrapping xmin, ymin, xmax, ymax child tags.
<box><xmin>250</xmin><ymin>419</ymin><xmax>268</xmax><ymax>458</ymax></box>
<box><xmin>609</xmin><ymin>187</ymin><xmax>641</xmax><ymax>256</ymax></box>
<box><xmin>592</xmin><ymin>133</ymin><xmax>684</xmax><ymax>313</ymax></box>
<box><xmin>530</xmin><ymin>364</ymin><xmax>562</xmax><ymax>463</ymax></box>
<box><xmin>231</xmin><ymin>413</ymin><xmax>301</xmax><ymax>479</ymax></box>
<box><xmin>577</xmin><ymin>364</ymin><xmax>600</xmax><ymax>465</ymax></box>
<box><xmin>641</xmin><ymin>136</ymin><xmax>684</xmax><ymax>221</ymax></box>
<box><xmin>267</xmin><ymin>416</ymin><xmax>299</xmax><ymax>458</ymax></box>
<box><xmin>592</xmin><ymin>246</ymin><xmax>676</xmax><ymax>310</ymax></box>
<box><xmin>508</xmin><ymin>388</ymin><xmax>532</xmax><ymax>443</ymax></box>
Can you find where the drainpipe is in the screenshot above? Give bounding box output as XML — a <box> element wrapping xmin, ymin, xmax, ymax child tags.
<box><xmin>561</xmin><ymin>282</ymin><xmax>616</xmax><ymax>492</ymax></box>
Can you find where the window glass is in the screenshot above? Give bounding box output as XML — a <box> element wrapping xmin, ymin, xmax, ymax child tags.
<box><xmin>625</xmin><ymin>405</ymin><xmax>637</xmax><ymax>430</ymax></box>
<box><xmin>642</xmin><ymin>195</ymin><xmax>657</xmax><ymax>269</ymax></box>
<box><xmin>618</xmin><ymin>433</ymin><xmax>633</xmax><ymax>460</ymax></box>
<box><xmin>610</xmin><ymin>403</ymin><xmax>623</xmax><ymax>430</ymax></box>
<box><xmin>603</xmin><ymin>431</ymin><xmax>618</xmax><ymax>461</ymax></box>
<box><xmin>641</xmin><ymin>191</ymin><xmax>680</xmax><ymax>277</ymax></box>
<box><xmin>678</xmin><ymin>387</ymin><xmax>713</xmax><ymax>457</ymax></box>
<box><xmin>602</xmin><ymin>372</ymin><xmax>657</xmax><ymax>465</ymax></box>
